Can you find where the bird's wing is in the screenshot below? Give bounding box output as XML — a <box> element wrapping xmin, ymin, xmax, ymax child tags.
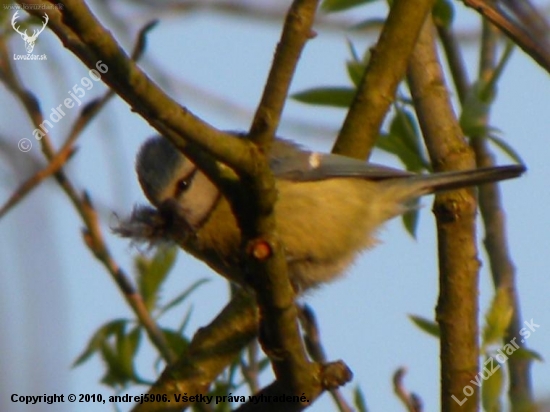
<box><xmin>270</xmin><ymin>140</ymin><xmax>413</xmax><ymax>181</ymax></box>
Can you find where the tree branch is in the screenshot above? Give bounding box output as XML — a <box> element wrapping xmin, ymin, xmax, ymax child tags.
<box><xmin>131</xmin><ymin>290</ymin><xmax>259</xmax><ymax>412</ymax></box>
<box><xmin>434</xmin><ymin>23</ymin><xmax>470</xmax><ymax>104</ymax></box>
<box><xmin>407</xmin><ymin>17</ymin><xmax>480</xmax><ymax>412</ymax></box>
<box><xmin>473</xmin><ymin>20</ymin><xmax>534</xmax><ymax>412</ymax></box>
<box><xmin>19</xmin><ymin>0</ymin><xmax>255</xmax><ymax>178</ymax></box>
<box><xmin>19</xmin><ymin>0</ymin><xmax>350</xmax><ymax>408</ymax></box>
<box><xmin>235</xmin><ymin>361</ymin><xmax>352</xmax><ymax>412</ymax></box>
<box><xmin>239</xmin><ymin>1</ymin><xmax>345</xmax><ymax>407</ymax></box>
<box><xmin>393</xmin><ymin>368</ymin><xmax>423</xmax><ymax>412</ymax></box>
<box><xmin>249</xmin><ymin>0</ymin><xmax>317</xmax><ymax>147</ymax></box>
<box><xmin>332</xmin><ymin>0</ymin><xmax>437</xmax><ymax>159</ymax></box>
<box><xmin>299</xmin><ymin>305</ymin><xmax>354</xmax><ymax>412</ymax></box>
<box><xmin>2</xmin><ymin>10</ymin><xmax>177</xmax><ymax>365</ymax></box>
<box><xmin>463</xmin><ymin>0</ymin><xmax>550</xmax><ymax>74</ymax></box>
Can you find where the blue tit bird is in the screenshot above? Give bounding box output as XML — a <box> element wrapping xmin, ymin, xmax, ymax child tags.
<box><xmin>134</xmin><ymin>135</ymin><xmax>525</xmax><ymax>292</ymax></box>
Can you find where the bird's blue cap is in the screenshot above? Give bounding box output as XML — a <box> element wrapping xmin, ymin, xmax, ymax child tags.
<box><xmin>137</xmin><ymin>137</ymin><xmax>186</xmax><ymax>204</ymax></box>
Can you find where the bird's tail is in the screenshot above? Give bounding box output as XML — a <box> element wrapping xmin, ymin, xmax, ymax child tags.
<box><xmin>409</xmin><ymin>164</ymin><xmax>526</xmax><ymax>194</ymax></box>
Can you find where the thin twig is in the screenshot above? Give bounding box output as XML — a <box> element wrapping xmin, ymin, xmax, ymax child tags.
<box><xmin>248</xmin><ymin>0</ymin><xmax>317</xmax><ymax>147</ymax></box>
<box><xmin>113</xmin><ymin>0</ymin><xmax>371</xmax><ymax>34</ymax></box>
<box><xmin>434</xmin><ymin>24</ymin><xmax>470</xmax><ymax>103</ymax></box>
<box><xmin>463</xmin><ymin>0</ymin><xmax>550</xmax><ymax>74</ymax></box>
<box><xmin>240</xmin><ymin>339</ymin><xmax>261</xmax><ymax>395</ymax></box>
<box><xmin>20</xmin><ymin>0</ymin><xmax>254</xmax><ymax>178</ymax></box>
<box><xmin>393</xmin><ymin>368</ymin><xmax>423</xmax><ymax>412</ymax></box>
<box><xmin>0</xmin><ymin>144</ymin><xmax>77</xmax><ymax>219</ymax></box>
<box><xmin>474</xmin><ymin>19</ymin><xmax>535</xmax><ymax>411</ymax></box>
<box><xmin>299</xmin><ymin>305</ymin><xmax>354</xmax><ymax>412</ymax></box>
<box><xmin>1</xmin><ymin>14</ymin><xmax>176</xmax><ymax>365</ymax></box>
<box><xmin>0</xmin><ymin>18</ymin><xmax>156</xmax><ymax>219</ymax></box>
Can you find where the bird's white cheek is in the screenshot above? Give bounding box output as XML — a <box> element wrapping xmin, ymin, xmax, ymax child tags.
<box><xmin>178</xmin><ymin>172</ymin><xmax>220</xmax><ymax>229</ymax></box>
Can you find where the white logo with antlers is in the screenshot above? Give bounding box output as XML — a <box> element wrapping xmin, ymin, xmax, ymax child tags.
<box><xmin>11</xmin><ymin>11</ymin><xmax>49</xmax><ymax>54</ymax></box>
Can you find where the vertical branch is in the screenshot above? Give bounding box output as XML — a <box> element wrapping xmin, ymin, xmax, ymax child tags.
<box><xmin>435</xmin><ymin>23</ymin><xmax>470</xmax><ymax>104</ymax></box>
<box><xmin>407</xmin><ymin>17</ymin><xmax>480</xmax><ymax>412</ymax></box>
<box><xmin>249</xmin><ymin>0</ymin><xmax>318</xmax><ymax>148</ymax></box>
<box><xmin>243</xmin><ymin>2</ymin><xmax>353</xmax><ymax>407</ymax></box>
<box><xmin>474</xmin><ymin>20</ymin><xmax>534</xmax><ymax>412</ymax></box>
<box><xmin>332</xmin><ymin>0</ymin><xmax>437</xmax><ymax>159</ymax></box>
<box><xmin>436</xmin><ymin>10</ymin><xmax>533</xmax><ymax>408</ymax></box>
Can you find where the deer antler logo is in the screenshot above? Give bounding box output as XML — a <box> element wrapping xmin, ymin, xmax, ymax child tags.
<box><xmin>11</xmin><ymin>11</ymin><xmax>49</xmax><ymax>54</ymax></box>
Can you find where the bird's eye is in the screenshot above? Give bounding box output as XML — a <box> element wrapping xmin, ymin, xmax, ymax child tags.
<box><xmin>176</xmin><ymin>178</ymin><xmax>190</xmax><ymax>193</ymax></box>
<box><xmin>174</xmin><ymin>169</ymin><xmax>197</xmax><ymax>197</ymax></box>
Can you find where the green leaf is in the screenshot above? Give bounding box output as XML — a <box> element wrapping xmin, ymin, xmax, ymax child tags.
<box><xmin>463</xmin><ymin>124</ymin><xmax>495</xmax><ymax>139</ymax></box>
<box><xmin>117</xmin><ymin>326</ymin><xmax>142</xmax><ymax>380</ymax></box>
<box><xmin>391</xmin><ymin>109</ymin><xmax>422</xmax><ymax>163</ymax></box>
<box><xmin>292</xmin><ymin>87</ymin><xmax>356</xmax><ymax>108</ymax></box>
<box><xmin>344</xmin><ymin>39</ymin><xmax>369</xmax><ymax>87</ymax></box>
<box><xmin>461</xmin><ymin>44</ymin><xmax>513</xmax><ymax>140</ymax></box>
<box><xmin>482</xmin><ymin>287</ymin><xmax>513</xmax><ymax>351</ymax></box>
<box><xmin>460</xmin><ymin>80</ymin><xmax>495</xmax><ymax>137</ymax></box>
<box><xmin>73</xmin><ymin>319</ymin><xmax>128</xmax><ymax>367</ymax></box>
<box><xmin>162</xmin><ymin>328</ymin><xmax>190</xmax><ymax>355</ymax></box>
<box><xmin>353</xmin><ymin>386</ymin><xmax>368</xmax><ymax>412</ymax></box>
<box><xmin>157</xmin><ymin>278</ymin><xmax>209</xmax><ymax>317</ymax></box>
<box><xmin>432</xmin><ymin>0</ymin><xmax>454</xmax><ymax>28</ymax></box>
<box><xmin>322</xmin><ymin>0</ymin><xmax>377</xmax><ymax>13</ymax></box>
<box><xmin>258</xmin><ymin>357</ymin><xmax>271</xmax><ymax>373</ymax></box>
<box><xmin>135</xmin><ymin>246</ymin><xmax>178</xmax><ymax>311</ymax></box>
<box><xmin>485</xmin><ymin>42</ymin><xmax>515</xmax><ymax>95</ymax></box>
<box><xmin>351</xmin><ymin>17</ymin><xmax>386</xmax><ymax>31</ymax></box>
<box><xmin>512</xmin><ymin>348</ymin><xmax>544</xmax><ymax>362</ymax></box>
<box><xmin>179</xmin><ymin>306</ymin><xmax>194</xmax><ymax>334</ymax></box>
<box><xmin>481</xmin><ymin>355</ymin><xmax>504</xmax><ymax>412</ymax></box>
<box><xmin>402</xmin><ymin>202</ymin><xmax>420</xmax><ymax>239</ymax></box>
<box><xmin>409</xmin><ymin>314</ymin><xmax>440</xmax><ymax>338</ymax></box>
<box><xmin>486</xmin><ymin>134</ymin><xmax>525</xmax><ymax>165</ymax></box>
<box><xmin>377</xmin><ymin>108</ymin><xmax>428</xmax><ymax>172</ymax></box>
<box><xmin>99</xmin><ymin>325</ymin><xmax>143</xmax><ymax>388</ymax></box>
<box><xmin>345</xmin><ymin>37</ymin><xmax>360</xmax><ymax>62</ymax></box>
<box><xmin>99</xmin><ymin>341</ymin><xmax>122</xmax><ymax>387</ymax></box>
<box><xmin>346</xmin><ymin>60</ymin><xmax>365</xmax><ymax>88</ymax></box>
